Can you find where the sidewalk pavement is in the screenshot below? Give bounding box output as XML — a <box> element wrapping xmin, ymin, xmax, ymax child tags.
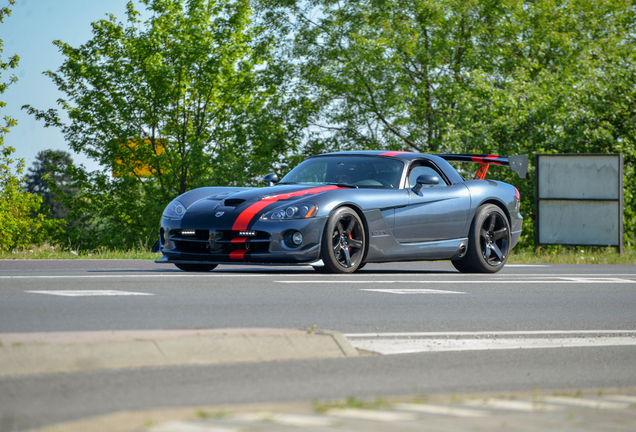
<box><xmin>0</xmin><ymin>328</ymin><xmax>358</xmax><ymax>376</ymax></box>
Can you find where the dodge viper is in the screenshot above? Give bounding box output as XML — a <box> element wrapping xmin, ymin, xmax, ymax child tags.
<box><xmin>155</xmin><ymin>151</ymin><xmax>528</xmax><ymax>273</ymax></box>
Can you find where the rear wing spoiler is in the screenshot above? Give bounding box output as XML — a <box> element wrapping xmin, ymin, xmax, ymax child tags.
<box><xmin>438</xmin><ymin>154</ymin><xmax>529</xmax><ymax>180</ymax></box>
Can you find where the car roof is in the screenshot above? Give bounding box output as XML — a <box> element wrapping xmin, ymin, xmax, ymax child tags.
<box><xmin>313</xmin><ymin>151</ymin><xmax>465</xmax><ymax>184</ymax></box>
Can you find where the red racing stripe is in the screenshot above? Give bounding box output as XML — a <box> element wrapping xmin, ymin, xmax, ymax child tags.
<box><xmin>230</xmin><ymin>249</ymin><xmax>249</xmax><ymax>260</ymax></box>
<box><xmin>471</xmin><ymin>155</ymin><xmax>502</xmax><ymax>165</ymax></box>
<box><xmin>231</xmin><ymin>238</ymin><xmax>248</xmax><ymax>243</ymax></box>
<box><xmin>231</xmin><ymin>185</ymin><xmax>341</xmax><ymax>231</ymax></box>
<box><xmin>380</xmin><ymin>151</ymin><xmax>411</xmax><ymax>157</ymax></box>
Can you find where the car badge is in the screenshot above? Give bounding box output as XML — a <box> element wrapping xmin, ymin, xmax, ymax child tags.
<box><xmin>215</xmin><ymin>211</ymin><xmax>224</xmax><ymax>217</ymax></box>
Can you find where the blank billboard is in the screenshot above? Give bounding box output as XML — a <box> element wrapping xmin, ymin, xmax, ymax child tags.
<box><xmin>536</xmin><ymin>154</ymin><xmax>623</xmax><ymax>250</ymax></box>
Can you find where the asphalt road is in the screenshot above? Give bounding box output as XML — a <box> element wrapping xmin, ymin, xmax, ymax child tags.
<box><xmin>1</xmin><ymin>259</ymin><xmax>635</xmax><ymax>430</ymax></box>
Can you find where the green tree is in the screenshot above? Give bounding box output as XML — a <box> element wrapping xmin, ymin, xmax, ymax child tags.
<box><xmin>25</xmin><ymin>0</ymin><xmax>309</xmax><ymax>250</ymax></box>
<box><xmin>25</xmin><ymin>150</ymin><xmax>75</xmax><ymax>220</ymax></box>
<box><xmin>261</xmin><ymin>0</ymin><xmax>636</xmax><ymax>247</ymax></box>
<box><xmin>1</xmin><ymin>1</ymin><xmax>62</xmax><ymax>252</ymax></box>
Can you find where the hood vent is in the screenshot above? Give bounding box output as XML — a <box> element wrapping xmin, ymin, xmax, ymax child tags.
<box><xmin>224</xmin><ymin>198</ymin><xmax>245</xmax><ymax>207</ymax></box>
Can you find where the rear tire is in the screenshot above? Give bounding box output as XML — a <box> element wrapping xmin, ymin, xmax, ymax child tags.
<box><xmin>174</xmin><ymin>263</ymin><xmax>218</xmax><ymax>272</ymax></box>
<box><xmin>320</xmin><ymin>206</ymin><xmax>366</xmax><ymax>274</ymax></box>
<box><xmin>451</xmin><ymin>259</ymin><xmax>471</xmax><ymax>273</ymax></box>
<box><xmin>453</xmin><ymin>204</ymin><xmax>511</xmax><ymax>273</ymax></box>
<box><xmin>312</xmin><ymin>265</ymin><xmax>329</xmax><ymax>273</ymax></box>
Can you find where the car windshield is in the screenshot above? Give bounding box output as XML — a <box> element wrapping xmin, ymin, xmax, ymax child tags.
<box><xmin>280</xmin><ymin>156</ymin><xmax>404</xmax><ymax>189</ymax></box>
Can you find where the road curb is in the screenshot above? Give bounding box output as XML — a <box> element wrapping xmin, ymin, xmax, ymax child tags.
<box><xmin>0</xmin><ymin>328</ymin><xmax>358</xmax><ymax>376</ymax></box>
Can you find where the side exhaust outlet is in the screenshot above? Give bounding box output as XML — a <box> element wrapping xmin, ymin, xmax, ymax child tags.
<box><xmin>457</xmin><ymin>243</ymin><xmax>467</xmax><ymax>258</ymax></box>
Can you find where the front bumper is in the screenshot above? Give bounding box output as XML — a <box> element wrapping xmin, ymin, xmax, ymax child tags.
<box><xmin>157</xmin><ymin>215</ymin><xmax>326</xmax><ymax>264</ymax></box>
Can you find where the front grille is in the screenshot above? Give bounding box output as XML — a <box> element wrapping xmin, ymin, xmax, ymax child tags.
<box><xmin>169</xmin><ymin>229</ymin><xmax>270</xmax><ymax>257</ymax></box>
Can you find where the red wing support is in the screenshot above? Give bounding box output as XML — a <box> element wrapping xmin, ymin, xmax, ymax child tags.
<box><xmin>439</xmin><ymin>154</ymin><xmax>529</xmax><ymax>179</ymax></box>
<box><xmin>473</xmin><ymin>162</ymin><xmax>490</xmax><ymax>180</ymax></box>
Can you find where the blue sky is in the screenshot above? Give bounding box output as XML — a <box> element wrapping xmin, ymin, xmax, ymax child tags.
<box><xmin>2</xmin><ymin>0</ymin><xmax>143</xmax><ymax>172</ymax></box>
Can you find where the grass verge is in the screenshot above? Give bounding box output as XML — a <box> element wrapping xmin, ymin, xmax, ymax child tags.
<box><xmin>509</xmin><ymin>246</ymin><xmax>635</xmax><ymax>265</ymax></box>
<box><xmin>0</xmin><ymin>244</ymin><xmax>157</xmax><ymax>260</ymax></box>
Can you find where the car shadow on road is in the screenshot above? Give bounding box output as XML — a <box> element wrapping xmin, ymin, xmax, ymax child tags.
<box><xmin>86</xmin><ymin>268</ymin><xmax>459</xmax><ymax>275</ymax></box>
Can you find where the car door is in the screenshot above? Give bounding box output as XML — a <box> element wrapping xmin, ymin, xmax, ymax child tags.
<box><xmin>393</xmin><ymin>161</ymin><xmax>471</xmax><ymax>243</ymax></box>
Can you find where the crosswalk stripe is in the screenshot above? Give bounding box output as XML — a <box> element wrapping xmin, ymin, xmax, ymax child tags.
<box><xmin>234</xmin><ymin>412</ymin><xmax>334</xmax><ymax>427</ymax></box>
<box><xmin>395</xmin><ymin>403</ymin><xmax>490</xmax><ymax>417</ymax></box>
<box><xmin>602</xmin><ymin>395</ymin><xmax>636</xmax><ymax>404</ymax></box>
<box><xmin>326</xmin><ymin>408</ymin><xmax>417</xmax><ymax>422</ymax></box>
<box><xmin>464</xmin><ymin>399</ymin><xmax>564</xmax><ymax>412</ymax></box>
<box><xmin>149</xmin><ymin>421</ymin><xmax>238</xmax><ymax>432</ymax></box>
<box><xmin>542</xmin><ymin>397</ymin><xmax>631</xmax><ymax>409</ymax></box>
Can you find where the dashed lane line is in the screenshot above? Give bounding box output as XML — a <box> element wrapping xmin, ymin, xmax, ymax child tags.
<box><xmin>25</xmin><ymin>290</ymin><xmax>154</xmax><ymax>296</ymax></box>
<box><xmin>360</xmin><ymin>288</ymin><xmax>466</xmax><ymax>294</ymax></box>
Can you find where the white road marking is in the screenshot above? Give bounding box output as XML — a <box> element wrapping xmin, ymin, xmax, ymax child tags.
<box><xmin>463</xmin><ymin>399</ymin><xmax>564</xmax><ymax>412</ymax></box>
<box><xmin>326</xmin><ymin>408</ymin><xmax>417</xmax><ymax>422</ymax></box>
<box><xmin>347</xmin><ymin>336</ymin><xmax>636</xmax><ymax>354</ymax></box>
<box><xmin>360</xmin><ymin>288</ymin><xmax>466</xmax><ymax>294</ymax></box>
<box><xmin>278</xmin><ymin>278</ymin><xmax>636</xmax><ymax>284</ymax></box>
<box><xmin>602</xmin><ymin>395</ymin><xmax>636</xmax><ymax>404</ymax></box>
<box><xmin>25</xmin><ymin>290</ymin><xmax>153</xmax><ymax>297</ymax></box>
<box><xmin>1</xmin><ymin>274</ymin><xmax>272</xmax><ymax>279</ymax></box>
<box><xmin>234</xmin><ymin>412</ymin><xmax>334</xmax><ymax>427</ymax></box>
<box><xmin>557</xmin><ymin>277</ymin><xmax>636</xmax><ymax>283</ymax></box>
<box><xmin>149</xmin><ymin>421</ymin><xmax>238</xmax><ymax>432</ymax></box>
<box><xmin>542</xmin><ymin>397</ymin><xmax>631</xmax><ymax>410</ymax></box>
<box><xmin>345</xmin><ymin>330</ymin><xmax>636</xmax><ymax>337</ymax></box>
<box><xmin>2</xmin><ymin>273</ymin><xmax>635</xmax><ymax>280</ymax></box>
<box><xmin>395</xmin><ymin>403</ymin><xmax>490</xmax><ymax>417</ymax></box>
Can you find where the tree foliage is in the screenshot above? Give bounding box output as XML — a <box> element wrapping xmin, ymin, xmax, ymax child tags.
<box><xmin>0</xmin><ymin>148</ymin><xmax>63</xmax><ymax>251</ymax></box>
<box><xmin>1</xmin><ymin>0</ymin><xmax>62</xmax><ymax>252</ymax></box>
<box><xmin>261</xmin><ymin>0</ymin><xmax>636</xmax><ymax>246</ymax></box>
<box><xmin>25</xmin><ymin>150</ymin><xmax>75</xmax><ymax>220</ymax></box>
<box><xmin>25</xmin><ymin>0</ymin><xmax>309</xmax><ymax>249</ymax></box>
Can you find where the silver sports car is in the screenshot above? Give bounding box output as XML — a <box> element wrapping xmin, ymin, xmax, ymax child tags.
<box><xmin>155</xmin><ymin>151</ymin><xmax>528</xmax><ymax>273</ymax></box>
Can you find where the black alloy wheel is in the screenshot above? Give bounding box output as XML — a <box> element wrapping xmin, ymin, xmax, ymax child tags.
<box><xmin>320</xmin><ymin>206</ymin><xmax>366</xmax><ymax>274</ymax></box>
<box><xmin>452</xmin><ymin>204</ymin><xmax>510</xmax><ymax>273</ymax></box>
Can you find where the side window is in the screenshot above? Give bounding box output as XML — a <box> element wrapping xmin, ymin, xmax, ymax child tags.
<box><xmin>408</xmin><ymin>165</ymin><xmax>448</xmax><ymax>189</ymax></box>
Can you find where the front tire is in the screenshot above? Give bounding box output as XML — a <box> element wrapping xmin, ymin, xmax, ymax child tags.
<box><xmin>174</xmin><ymin>263</ymin><xmax>218</xmax><ymax>272</ymax></box>
<box><xmin>320</xmin><ymin>206</ymin><xmax>366</xmax><ymax>274</ymax></box>
<box><xmin>453</xmin><ymin>204</ymin><xmax>511</xmax><ymax>273</ymax></box>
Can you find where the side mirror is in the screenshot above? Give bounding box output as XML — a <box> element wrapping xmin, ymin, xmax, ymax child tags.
<box><xmin>263</xmin><ymin>173</ymin><xmax>279</xmax><ymax>187</ymax></box>
<box><xmin>412</xmin><ymin>174</ymin><xmax>439</xmax><ymax>193</ymax></box>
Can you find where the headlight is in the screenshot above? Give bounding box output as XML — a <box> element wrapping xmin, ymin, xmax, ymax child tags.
<box><xmin>261</xmin><ymin>202</ymin><xmax>318</xmax><ymax>220</ymax></box>
<box><xmin>163</xmin><ymin>199</ymin><xmax>186</xmax><ymax>220</ymax></box>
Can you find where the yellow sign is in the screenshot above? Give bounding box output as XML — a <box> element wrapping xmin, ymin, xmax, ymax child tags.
<box><xmin>113</xmin><ymin>139</ymin><xmax>165</xmax><ymax>178</ymax></box>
